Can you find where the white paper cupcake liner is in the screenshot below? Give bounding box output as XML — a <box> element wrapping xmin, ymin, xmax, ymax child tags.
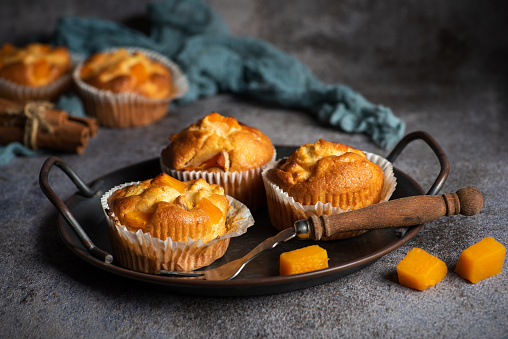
<box><xmin>0</xmin><ymin>71</ymin><xmax>72</xmax><ymax>103</ymax></box>
<box><xmin>262</xmin><ymin>152</ymin><xmax>397</xmax><ymax>240</ymax></box>
<box><xmin>73</xmin><ymin>47</ymin><xmax>189</xmax><ymax>128</ymax></box>
<box><xmin>160</xmin><ymin>149</ymin><xmax>277</xmax><ymax>211</ymax></box>
<box><xmin>101</xmin><ymin>182</ymin><xmax>254</xmax><ymax>273</ymax></box>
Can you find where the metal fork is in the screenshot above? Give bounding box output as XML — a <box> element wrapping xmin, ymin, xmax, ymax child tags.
<box><xmin>158</xmin><ymin>228</ymin><xmax>295</xmax><ymax>280</ymax></box>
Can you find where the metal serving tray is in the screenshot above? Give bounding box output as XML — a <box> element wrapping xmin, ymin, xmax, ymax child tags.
<box><xmin>39</xmin><ymin>131</ymin><xmax>448</xmax><ymax>296</ymax></box>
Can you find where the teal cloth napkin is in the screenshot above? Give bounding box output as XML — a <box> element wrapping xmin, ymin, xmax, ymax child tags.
<box><xmin>0</xmin><ymin>0</ymin><xmax>405</xmax><ymax>167</ymax></box>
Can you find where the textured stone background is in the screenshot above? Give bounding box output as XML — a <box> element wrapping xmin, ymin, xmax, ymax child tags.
<box><xmin>1</xmin><ymin>1</ymin><xmax>507</xmax><ymax>338</ymax></box>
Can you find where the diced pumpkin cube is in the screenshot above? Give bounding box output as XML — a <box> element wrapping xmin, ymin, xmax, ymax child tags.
<box><xmin>151</xmin><ymin>173</ymin><xmax>187</xmax><ymax>193</ymax></box>
<box><xmin>195</xmin><ymin>197</ymin><xmax>224</xmax><ymax>224</ymax></box>
<box><xmin>123</xmin><ymin>211</ymin><xmax>152</xmax><ymax>230</ymax></box>
<box><xmin>280</xmin><ymin>245</ymin><xmax>329</xmax><ymax>276</ymax></box>
<box><xmin>397</xmin><ymin>248</ymin><xmax>447</xmax><ymax>291</ymax></box>
<box><xmin>454</xmin><ymin>237</ymin><xmax>506</xmax><ymax>283</ymax></box>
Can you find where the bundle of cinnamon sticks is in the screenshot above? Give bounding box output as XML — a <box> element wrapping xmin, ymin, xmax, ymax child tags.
<box><xmin>0</xmin><ymin>98</ymin><xmax>98</xmax><ymax>154</ymax></box>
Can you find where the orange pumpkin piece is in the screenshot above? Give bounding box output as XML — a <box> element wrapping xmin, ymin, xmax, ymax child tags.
<box><xmin>206</xmin><ymin>111</ymin><xmax>241</xmax><ymax>129</ymax></box>
<box><xmin>123</xmin><ymin>211</ymin><xmax>152</xmax><ymax>230</ymax></box>
<box><xmin>184</xmin><ymin>152</ymin><xmax>227</xmax><ymax>171</ymax></box>
<box><xmin>195</xmin><ymin>197</ymin><xmax>223</xmax><ymax>224</ymax></box>
<box><xmin>454</xmin><ymin>237</ymin><xmax>506</xmax><ymax>283</ymax></box>
<box><xmin>131</xmin><ymin>62</ymin><xmax>149</xmax><ymax>83</ymax></box>
<box><xmin>33</xmin><ymin>59</ymin><xmax>50</xmax><ymax>81</ymax></box>
<box><xmin>280</xmin><ymin>245</ymin><xmax>329</xmax><ymax>276</ymax></box>
<box><xmin>396</xmin><ymin>248</ymin><xmax>447</xmax><ymax>291</ymax></box>
<box><xmin>151</xmin><ymin>173</ymin><xmax>187</xmax><ymax>193</ymax></box>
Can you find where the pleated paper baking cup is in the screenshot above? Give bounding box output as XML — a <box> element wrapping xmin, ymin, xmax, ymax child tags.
<box><xmin>73</xmin><ymin>47</ymin><xmax>189</xmax><ymax>128</ymax></box>
<box><xmin>101</xmin><ymin>182</ymin><xmax>254</xmax><ymax>273</ymax></box>
<box><xmin>0</xmin><ymin>72</ymin><xmax>72</xmax><ymax>103</ymax></box>
<box><xmin>262</xmin><ymin>152</ymin><xmax>397</xmax><ymax>240</ymax></box>
<box><xmin>160</xmin><ymin>149</ymin><xmax>277</xmax><ymax>212</ymax></box>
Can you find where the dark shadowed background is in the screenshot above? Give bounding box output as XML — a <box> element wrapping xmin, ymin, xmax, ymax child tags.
<box><xmin>2</xmin><ymin>0</ymin><xmax>507</xmax><ymax>86</ymax></box>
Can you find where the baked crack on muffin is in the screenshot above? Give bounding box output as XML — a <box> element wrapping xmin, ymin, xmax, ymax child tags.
<box><xmin>160</xmin><ymin>112</ymin><xmax>275</xmax><ymax>210</ymax></box>
<box><xmin>263</xmin><ymin>139</ymin><xmax>396</xmax><ymax>239</ymax></box>
<box><xmin>267</xmin><ymin>138</ymin><xmax>384</xmax><ymax>209</ymax></box>
<box><xmin>161</xmin><ymin>112</ymin><xmax>274</xmax><ymax>172</ymax></box>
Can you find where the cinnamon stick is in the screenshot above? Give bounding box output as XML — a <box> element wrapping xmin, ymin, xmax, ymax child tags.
<box><xmin>37</xmin><ymin>120</ymin><xmax>91</xmax><ymax>154</ymax></box>
<box><xmin>0</xmin><ymin>120</ymin><xmax>90</xmax><ymax>154</ymax></box>
<box><xmin>68</xmin><ymin>114</ymin><xmax>98</xmax><ymax>137</ymax></box>
<box><xmin>0</xmin><ymin>98</ymin><xmax>98</xmax><ymax>154</ymax></box>
<box><xmin>44</xmin><ymin>109</ymin><xmax>68</xmax><ymax>127</ymax></box>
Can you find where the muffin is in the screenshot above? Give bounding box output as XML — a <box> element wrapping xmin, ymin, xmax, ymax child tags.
<box><xmin>262</xmin><ymin>139</ymin><xmax>396</xmax><ymax>240</ymax></box>
<box><xmin>0</xmin><ymin>43</ymin><xmax>72</xmax><ymax>102</ymax></box>
<box><xmin>74</xmin><ymin>47</ymin><xmax>188</xmax><ymax>127</ymax></box>
<box><xmin>160</xmin><ymin>112</ymin><xmax>276</xmax><ymax>211</ymax></box>
<box><xmin>102</xmin><ymin>173</ymin><xmax>254</xmax><ymax>273</ymax></box>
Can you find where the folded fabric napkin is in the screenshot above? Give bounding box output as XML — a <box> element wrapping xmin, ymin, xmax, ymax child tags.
<box><xmin>0</xmin><ymin>0</ymin><xmax>405</xmax><ymax>166</ymax></box>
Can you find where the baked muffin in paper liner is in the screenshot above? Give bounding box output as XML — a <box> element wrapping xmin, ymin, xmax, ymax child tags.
<box><xmin>160</xmin><ymin>150</ymin><xmax>277</xmax><ymax>212</ymax></box>
<box><xmin>101</xmin><ymin>182</ymin><xmax>254</xmax><ymax>273</ymax></box>
<box><xmin>262</xmin><ymin>152</ymin><xmax>397</xmax><ymax>240</ymax></box>
<box><xmin>73</xmin><ymin>47</ymin><xmax>189</xmax><ymax>128</ymax></box>
<box><xmin>0</xmin><ymin>52</ymin><xmax>74</xmax><ymax>103</ymax></box>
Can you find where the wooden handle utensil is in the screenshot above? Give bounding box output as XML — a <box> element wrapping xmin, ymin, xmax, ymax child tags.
<box><xmin>296</xmin><ymin>186</ymin><xmax>483</xmax><ymax>241</ymax></box>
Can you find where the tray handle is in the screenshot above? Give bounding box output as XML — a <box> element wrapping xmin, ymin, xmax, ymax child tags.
<box><xmin>39</xmin><ymin>156</ymin><xmax>113</xmax><ymax>264</ymax></box>
<box><xmin>387</xmin><ymin>131</ymin><xmax>449</xmax><ymax>196</ymax></box>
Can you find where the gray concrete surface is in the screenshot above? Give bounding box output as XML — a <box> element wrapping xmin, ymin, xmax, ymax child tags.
<box><xmin>1</xmin><ymin>0</ymin><xmax>507</xmax><ymax>338</ymax></box>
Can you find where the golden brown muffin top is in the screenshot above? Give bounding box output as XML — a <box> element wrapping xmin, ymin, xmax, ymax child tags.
<box><xmin>0</xmin><ymin>43</ymin><xmax>70</xmax><ymax>87</ymax></box>
<box><xmin>161</xmin><ymin>112</ymin><xmax>274</xmax><ymax>172</ymax></box>
<box><xmin>79</xmin><ymin>48</ymin><xmax>172</xmax><ymax>99</ymax></box>
<box><xmin>267</xmin><ymin>139</ymin><xmax>384</xmax><ymax>207</ymax></box>
<box><xmin>107</xmin><ymin>173</ymin><xmax>229</xmax><ymax>243</ymax></box>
